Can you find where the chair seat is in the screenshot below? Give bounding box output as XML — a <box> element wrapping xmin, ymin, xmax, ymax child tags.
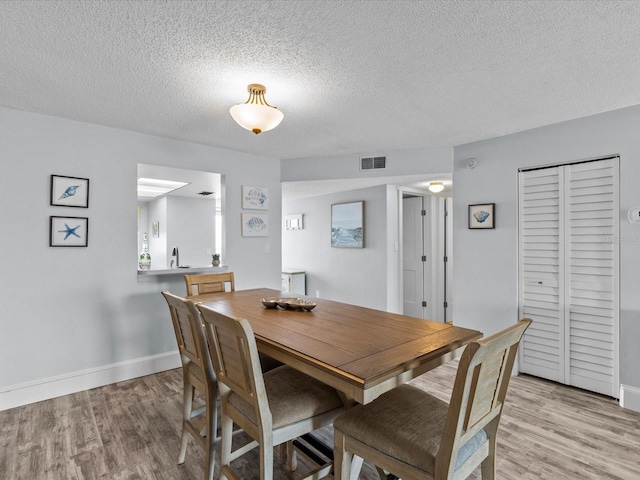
<box><xmin>229</xmin><ymin>365</ymin><xmax>343</xmax><ymax>429</ymax></box>
<box><xmin>334</xmin><ymin>384</ymin><xmax>487</xmax><ymax>474</ymax></box>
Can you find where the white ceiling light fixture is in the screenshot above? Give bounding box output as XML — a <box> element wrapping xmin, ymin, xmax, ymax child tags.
<box><xmin>229</xmin><ymin>83</ymin><xmax>284</xmax><ymax>135</ymax></box>
<box><xmin>428</xmin><ymin>181</ymin><xmax>445</xmax><ymax>193</ymax></box>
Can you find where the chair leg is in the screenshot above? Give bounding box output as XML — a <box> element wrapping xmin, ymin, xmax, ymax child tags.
<box><xmin>286</xmin><ymin>440</ymin><xmax>297</xmax><ymax>472</ymax></box>
<box><xmin>204</xmin><ymin>398</ymin><xmax>217</xmax><ymax>480</ymax></box>
<box><xmin>220</xmin><ymin>410</ymin><xmax>234</xmax><ymax>472</ymax></box>
<box><xmin>334</xmin><ymin>430</ymin><xmax>353</xmax><ymax>480</ymax></box>
<box><xmin>179</xmin><ymin>383</ymin><xmax>195</xmax><ymax>464</ymax></box>
<box><xmin>260</xmin><ymin>433</ymin><xmax>274</xmax><ymax>480</ymax></box>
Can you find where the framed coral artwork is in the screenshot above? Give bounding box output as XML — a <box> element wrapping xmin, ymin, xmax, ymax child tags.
<box><xmin>468</xmin><ymin>203</ymin><xmax>495</xmax><ymax>229</ymax></box>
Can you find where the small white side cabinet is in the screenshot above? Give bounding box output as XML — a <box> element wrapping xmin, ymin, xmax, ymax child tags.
<box><xmin>282</xmin><ymin>271</ymin><xmax>306</xmax><ymax>295</ymax></box>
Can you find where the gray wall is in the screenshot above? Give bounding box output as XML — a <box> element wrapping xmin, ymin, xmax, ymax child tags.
<box><xmin>282</xmin><ymin>185</ymin><xmax>394</xmax><ymax>311</ymax></box>
<box><xmin>452</xmin><ymin>104</ymin><xmax>640</xmax><ymax>390</ymax></box>
<box><xmin>0</xmin><ymin>106</ymin><xmax>282</xmax><ymax>408</ymax></box>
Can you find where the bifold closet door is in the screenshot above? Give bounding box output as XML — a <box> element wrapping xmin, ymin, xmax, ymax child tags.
<box><xmin>519</xmin><ymin>158</ymin><xmax>619</xmax><ymax>397</ymax></box>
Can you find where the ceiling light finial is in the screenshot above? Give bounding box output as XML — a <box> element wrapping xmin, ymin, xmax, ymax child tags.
<box><xmin>229</xmin><ymin>83</ymin><xmax>284</xmax><ymax>134</ymax></box>
<box><xmin>428</xmin><ymin>181</ymin><xmax>445</xmax><ymax>193</ymax></box>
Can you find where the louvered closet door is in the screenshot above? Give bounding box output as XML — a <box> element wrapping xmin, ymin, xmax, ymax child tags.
<box><xmin>519</xmin><ymin>166</ymin><xmax>565</xmax><ymax>383</ymax></box>
<box><xmin>565</xmin><ymin>159</ymin><xmax>619</xmax><ymax>396</ymax></box>
<box><xmin>519</xmin><ymin>158</ymin><xmax>619</xmax><ymax>397</ymax></box>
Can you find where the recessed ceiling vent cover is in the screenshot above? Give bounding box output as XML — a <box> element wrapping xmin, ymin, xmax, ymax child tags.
<box><xmin>360</xmin><ymin>156</ymin><xmax>386</xmax><ymax>170</ymax></box>
<box><xmin>197</xmin><ymin>191</ymin><xmax>214</xmax><ymax>196</ymax></box>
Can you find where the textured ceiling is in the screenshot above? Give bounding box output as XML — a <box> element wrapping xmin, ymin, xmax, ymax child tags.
<box><xmin>1</xmin><ymin>1</ymin><xmax>640</xmax><ymax>161</ymax></box>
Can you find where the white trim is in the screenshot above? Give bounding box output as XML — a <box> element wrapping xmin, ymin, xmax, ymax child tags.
<box><xmin>0</xmin><ymin>350</ymin><xmax>181</xmax><ymax>412</ymax></box>
<box><xmin>620</xmin><ymin>384</ymin><xmax>640</xmax><ymax>413</ymax></box>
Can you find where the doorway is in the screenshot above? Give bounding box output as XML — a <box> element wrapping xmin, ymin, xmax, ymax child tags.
<box><xmin>402</xmin><ymin>193</ymin><xmax>452</xmax><ymax>322</ymax></box>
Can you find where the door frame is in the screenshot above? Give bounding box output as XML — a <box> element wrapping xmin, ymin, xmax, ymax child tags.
<box><xmin>398</xmin><ymin>187</ymin><xmax>450</xmax><ymax>322</ymax></box>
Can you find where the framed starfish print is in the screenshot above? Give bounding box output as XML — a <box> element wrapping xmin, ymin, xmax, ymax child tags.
<box><xmin>50</xmin><ymin>216</ymin><xmax>89</xmax><ymax>247</ymax></box>
<box><xmin>50</xmin><ymin>175</ymin><xmax>90</xmax><ymax>208</ymax></box>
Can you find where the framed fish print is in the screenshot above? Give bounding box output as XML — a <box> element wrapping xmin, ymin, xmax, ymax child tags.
<box><xmin>468</xmin><ymin>203</ymin><xmax>495</xmax><ymax>229</ymax></box>
<box><xmin>50</xmin><ymin>216</ymin><xmax>89</xmax><ymax>247</ymax></box>
<box><xmin>50</xmin><ymin>175</ymin><xmax>90</xmax><ymax>208</ymax></box>
<box><xmin>241</xmin><ymin>213</ymin><xmax>268</xmax><ymax>237</ymax></box>
<box><xmin>242</xmin><ymin>185</ymin><xmax>269</xmax><ymax>210</ymax></box>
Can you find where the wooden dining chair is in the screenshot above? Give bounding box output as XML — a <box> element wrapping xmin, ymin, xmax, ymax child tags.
<box><xmin>161</xmin><ymin>291</ymin><xmax>218</xmax><ymax>480</ymax></box>
<box><xmin>184</xmin><ymin>271</ymin><xmax>282</xmax><ymax>372</ymax></box>
<box><xmin>196</xmin><ymin>302</ymin><xmax>346</xmax><ymax>480</ymax></box>
<box><xmin>333</xmin><ymin>318</ymin><xmax>532</xmax><ymax>480</ymax></box>
<box><xmin>184</xmin><ymin>271</ymin><xmax>235</xmax><ymax>296</ymax></box>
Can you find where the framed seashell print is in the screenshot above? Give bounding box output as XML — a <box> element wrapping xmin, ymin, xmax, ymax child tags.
<box><xmin>468</xmin><ymin>203</ymin><xmax>495</xmax><ymax>229</ymax></box>
<box><xmin>241</xmin><ymin>213</ymin><xmax>268</xmax><ymax>237</ymax></box>
<box><xmin>242</xmin><ymin>185</ymin><xmax>269</xmax><ymax>210</ymax></box>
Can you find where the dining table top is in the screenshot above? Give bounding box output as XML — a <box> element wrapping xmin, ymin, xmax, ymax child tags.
<box><xmin>189</xmin><ymin>287</ymin><xmax>482</xmax><ymax>404</ymax></box>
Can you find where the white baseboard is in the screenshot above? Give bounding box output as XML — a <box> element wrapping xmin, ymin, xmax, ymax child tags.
<box><xmin>0</xmin><ymin>350</ymin><xmax>181</xmax><ymax>412</ymax></box>
<box><xmin>620</xmin><ymin>384</ymin><xmax>640</xmax><ymax>413</ymax></box>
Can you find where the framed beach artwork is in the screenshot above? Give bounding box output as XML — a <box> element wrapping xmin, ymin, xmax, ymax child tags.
<box><xmin>241</xmin><ymin>213</ymin><xmax>269</xmax><ymax>237</ymax></box>
<box><xmin>468</xmin><ymin>203</ymin><xmax>495</xmax><ymax>229</ymax></box>
<box><xmin>50</xmin><ymin>216</ymin><xmax>89</xmax><ymax>247</ymax></box>
<box><xmin>331</xmin><ymin>201</ymin><xmax>364</xmax><ymax>248</ymax></box>
<box><xmin>50</xmin><ymin>175</ymin><xmax>90</xmax><ymax>208</ymax></box>
<box><xmin>242</xmin><ymin>185</ymin><xmax>269</xmax><ymax>210</ymax></box>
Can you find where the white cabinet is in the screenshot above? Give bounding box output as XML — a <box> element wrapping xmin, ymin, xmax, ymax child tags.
<box><xmin>282</xmin><ymin>271</ymin><xmax>305</xmax><ymax>295</ymax></box>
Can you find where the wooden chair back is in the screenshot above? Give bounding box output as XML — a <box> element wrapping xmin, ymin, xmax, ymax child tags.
<box><xmin>184</xmin><ymin>272</ymin><xmax>235</xmax><ymax>296</ymax></box>
<box><xmin>162</xmin><ymin>290</ymin><xmax>210</xmax><ymax>371</ymax></box>
<box><xmin>436</xmin><ymin>318</ymin><xmax>532</xmax><ymax>478</ymax></box>
<box><xmin>197</xmin><ymin>304</ymin><xmax>270</xmax><ymax>431</ymax></box>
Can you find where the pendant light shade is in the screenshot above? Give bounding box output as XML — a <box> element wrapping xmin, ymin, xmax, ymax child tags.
<box><xmin>229</xmin><ymin>84</ymin><xmax>284</xmax><ymax>134</ymax></box>
<box><xmin>428</xmin><ymin>181</ymin><xmax>445</xmax><ymax>193</ymax></box>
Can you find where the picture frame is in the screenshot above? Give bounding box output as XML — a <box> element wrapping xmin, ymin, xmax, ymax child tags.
<box><xmin>331</xmin><ymin>201</ymin><xmax>364</xmax><ymax>248</ymax></box>
<box><xmin>242</xmin><ymin>185</ymin><xmax>269</xmax><ymax>210</ymax></box>
<box><xmin>50</xmin><ymin>216</ymin><xmax>89</xmax><ymax>247</ymax></box>
<box><xmin>241</xmin><ymin>213</ymin><xmax>269</xmax><ymax>237</ymax></box>
<box><xmin>50</xmin><ymin>175</ymin><xmax>90</xmax><ymax>208</ymax></box>
<box><xmin>152</xmin><ymin>221</ymin><xmax>160</xmax><ymax>238</ymax></box>
<box><xmin>468</xmin><ymin>203</ymin><xmax>495</xmax><ymax>229</ymax></box>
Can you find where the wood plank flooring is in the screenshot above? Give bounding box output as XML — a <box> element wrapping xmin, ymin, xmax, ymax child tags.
<box><xmin>1</xmin><ymin>362</ymin><xmax>639</xmax><ymax>479</ymax></box>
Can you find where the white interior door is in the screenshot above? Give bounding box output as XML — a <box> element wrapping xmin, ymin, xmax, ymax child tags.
<box><xmin>519</xmin><ymin>157</ymin><xmax>619</xmax><ymax>397</ymax></box>
<box><xmin>402</xmin><ymin>196</ymin><xmax>425</xmax><ymax>319</ymax></box>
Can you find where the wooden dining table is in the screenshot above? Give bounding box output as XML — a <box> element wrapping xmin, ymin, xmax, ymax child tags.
<box><xmin>188</xmin><ymin>288</ymin><xmax>482</xmax><ymax>405</ymax></box>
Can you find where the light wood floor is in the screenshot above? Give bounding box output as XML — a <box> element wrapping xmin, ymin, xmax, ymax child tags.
<box><xmin>1</xmin><ymin>362</ymin><xmax>639</xmax><ymax>479</ymax></box>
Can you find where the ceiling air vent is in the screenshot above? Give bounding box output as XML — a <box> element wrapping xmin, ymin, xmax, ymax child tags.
<box><xmin>197</xmin><ymin>191</ymin><xmax>214</xmax><ymax>196</ymax></box>
<box><xmin>360</xmin><ymin>156</ymin><xmax>386</xmax><ymax>171</ymax></box>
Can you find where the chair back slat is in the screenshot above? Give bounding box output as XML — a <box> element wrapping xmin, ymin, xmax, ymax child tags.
<box><xmin>436</xmin><ymin>318</ymin><xmax>532</xmax><ymax>478</ymax></box>
<box><xmin>464</xmin><ymin>351</ymin><xmax>505</xmax><ymax>430</ymax></box>
<box><xmin>185</xmin><ymin>272</ymin><xmax>235</xmax><ymax>296</ymax></box>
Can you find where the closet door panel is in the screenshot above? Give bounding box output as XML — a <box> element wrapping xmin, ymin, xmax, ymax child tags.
<box><xmin>566</xmin><ymin>159</ymin><xmax>618</xmax><ymax>396</ymax></box>
<box><xmin>519</xmin><ymin>167</ymin><xmax>564</xmax><ymax>382</ymax></box>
